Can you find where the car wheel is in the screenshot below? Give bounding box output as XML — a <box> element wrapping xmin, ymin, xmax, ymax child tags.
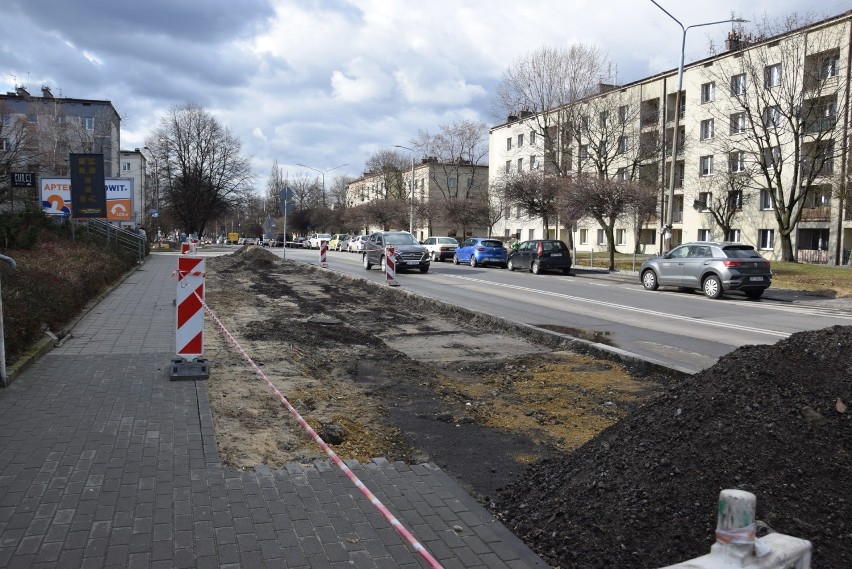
<box><xmin>641</xmin><ymin>270</ymin><xmax>659</xmax><ymax>291</ymax></box>
<box><xmin>703</xmin><ymin>275</ymin><xmax>723</xmax><ymax>299</ymax></box>
<box><xmin>453</xmin><ymin>254</ymin><xmax>459</xmax><ymax>265</ymax></box>
<box><xmin>531</xmin><ymin>261</ymin><xmax>540</xmax><ymax>275</ymax></box>
<box><xmin>420</xmin><ymin>266</ymin><xmax>429</xmax><ymax>273</ymax></box>
<box><xmin>562</xmin><ymin>267</ymin><xmax>571</xmax><ymax>275</ymax></box>
<box><xmin>507</xmin><ymin>259</ymin><xmax>515</xmax><ymax>271</ymax></box>
<box><xmin>744</xmin><ymin>289</ymin><xmax>764</xmax><ymax>299</ymax></box>
<box><xmin>469</xmin><ymin>255</ymin><xmax>477</xmax><ymax>267</ymax></box>
<box><xmin>363</xmin><ymin>254</ymin><xmax>372</xmax><ymax>270</ymax></box>
<box><xmin>431</xmin><ymin>251</ymin><xmax>439</xmax><ymax>262</ymax></box>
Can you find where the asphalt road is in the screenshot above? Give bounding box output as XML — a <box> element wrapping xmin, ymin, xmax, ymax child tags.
<box><xmin>229</xmin><ymin>245</ymin><xmax>852</xmax><ymax>374</ymax></box>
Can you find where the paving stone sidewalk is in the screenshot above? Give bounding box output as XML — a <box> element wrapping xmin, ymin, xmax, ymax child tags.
<box><xmin>0</xmin><ymin>253</ymin><xmax>548</xmax><ymax>568</ymax></box>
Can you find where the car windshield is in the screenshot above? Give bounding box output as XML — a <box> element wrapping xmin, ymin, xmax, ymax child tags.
<box><xmin>481</xmin><ymin>240</ymin><xmax>504</xmax><ymax>248</ymax></box>
<box><xmin>723</xmin><ymin>246</ymin><xmax>761</xmax><ymax>259</ymax></box>
<box><xmin>317</xmin><ymin>234</ymin><xmax>331</xmax><ymax>239</ymax></box>
<box><xmin>438</xmin><ymin>238</ymin><xmax>458</xmax><ymax>244</ymax></box>
<box><xmin>385</xmin><ymin>233</ymin><xmax>418</xmax><ymax>245</ymax></box>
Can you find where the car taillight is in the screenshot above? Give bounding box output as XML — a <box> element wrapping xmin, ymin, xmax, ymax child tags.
<box><xmin>476</xmin><ymin>247</ymin><xmax>485</xmax><ymax>251</ymax></box>
<box><xmin>723</xmin><ymin>260</ymin><xmax>745</xmax><ymax>267</ymax></box>
<box><xmin>536</xmin><ymin>242</ymin><xmax>543</xmax><ymax>257</ymax></box>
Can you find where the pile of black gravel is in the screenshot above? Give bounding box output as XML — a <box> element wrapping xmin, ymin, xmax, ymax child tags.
<box><xmin>498</xmin><ymin>325</ymin><xmax>852</xmax><ymax>568</ymax></box>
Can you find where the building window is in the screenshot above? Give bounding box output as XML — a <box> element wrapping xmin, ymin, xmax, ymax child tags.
<box><xmin>728</xmin><ymin>191</ymin><xmax>743</xmax><ymax>210</ymax></box>
<box><xmin>762</xmin><ymin>146</ymin><xmax>781</xmax><ymax>169</ymax></box>
<box><xmin>821</xmin><ymin>54</ymin><xmax>840</xmax><ymax>79</ymax></box>
<box><xmin>530</xmin><ymin>130</ymin><xmax>536</xmax><ymax>145</ymax></box>
<box><xmin>726</xmin><ymin>228</ymin><xmax>741</xmax><ymax>242</ymax></box>
<box><xmin>448</xmin><ymin>177</ymin><xmax>457</xmax><ymax>188</ymax></box>
<box><xmin>518</xmin><ymin>133</ymin><xmax>524</xmax><ymax>147</ymax></box>
<box><xmin>0</xmin><ymin>138</ymin><xmax>7</xmax><ymax>151</ymax></box>
<box><xmin>82</xmin><ymin>117</ymin><xmax>94</xmax><ymax>131</ymax></box>
<box><xmin>618</xmin><ymin>105</ymin><xmax>629</xmax><ymax>123</ymax></box>
<box><xmin>122</xmin><ymin>162</ymin><xmax>131</xmax><ymax>172</ymax></box>
<box><xmin>699</xmin><ymin>155</ymin><xmax>714</xmax><ymax>176</ymax></box>
<box><xmin>700</xmin><ymin>81</ymin><xmax>715</xmax><ymax>103</ymax></box>
<box><xmin>729</xmin><ymin>151</ymin><xmax>745</xmax><ymax>173</ymax></box>
<box><xmin>579</xmin><ymin>145</ymin><xmax>589</xmax><ymax>161</ymax></box>
<box><xmin>617</xmin><ymin>135</ymin><xmax>628</xmax><ymax>154</ymax></box>
<box><xmin>505</xmin><ymin>160</ymin><xmax>511</xmax><ymax>174</ymax></box>
<box><xmin>697</xmin><ymin>192</ymin><xmax>712</xmax><ymax>211</ymax></box>
<box><xmin>616</xmin><ymin>167</ymin><xmax>627</xmax><ymax>181</ymax></box>
<box><xmin>579</xmin><ymin>228</ymin><xmax>588</xmax><ymax>245</ymax></box>
<box><xmin>730</xmin><ymin>112</ymin><xmax>746</xmax><ymax>134</ymax></box>
<box><xmin>760</xmin><ymin>189</ymin><xmax>774</xmax><ymax>210</ymax></box>
<box><xmin>763</xmin><ymin>105</ymin><xmax>782</xmax><ymax>128</ymax></box>
<box><xmin>731</xmin><ymin>73</ymin><xmax>747</xmax><ymax>96</ymax></box>
<box><xmin>530</xmin><ymin>155</ymin><xmax>537</xmax><ymax>170</ymax></box>
<box><xmin>506</xmin><ymin>137</ymin><xmax>512</xmax><ymax>151</ymax></box>
<box><xmin>700</xmin><ymin>118</ymin><xmax>714</xmax><ymax>140</ymax></box>
<box><xmin>517</xmin><ymin>158</ymin><xmax>523</xmax><ymax>171</ymax></box>
<box><xmin>765</xmin><ymin>63</ymin><xmax>782</xmax><ymax>87</ymax></box>
<box><xmin>616</xmin><ymin>229</ymin><xmax>627</xmax><ymax>246</ymax></box>
<box><xmin>599</xmin><ymin>111</ymin><xmax>608</xmax><ymax>129</ymax></box>
<box><xmin>596</xmin><ymin>229</ymin><xmax>607</xmax><ymax>246</ymax></box>
<box><xmin>528</xmin><ymin>229</ymin><xmax>535</xmax><ymax>240</ymax></box>
<box><xmin>697</xmin><ymin>228</ymin><xmax>712</xmax><ymax>241</ymax></box>
<box><xmin>759</xmin><ymin>229</ymin><xmax>775</xmax><ymax>250</ymax></box>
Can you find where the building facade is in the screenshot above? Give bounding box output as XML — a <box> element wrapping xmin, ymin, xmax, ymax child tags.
<box><xmin>346</xmin><ymin>158</ymin><xmax>490</xmax><ymax>241</ymax></box>
<box><xmin>489</xmin><ymin>11</ymin><xmax>852</xmax><ymax>264</ymax></box>
<box><xmin>1</xmin><ymin>85</ymin><xmax>122</xmax><ymax>213</ymax></box>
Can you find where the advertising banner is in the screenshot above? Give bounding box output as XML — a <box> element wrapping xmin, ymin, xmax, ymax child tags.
<box><xmin>41</xmin><ymin>178</ymin><xmax>72</xmax><ymax>217</ymax></box>
<box><xmin>41</xmin><ymin>177</ymin><xmax>134</xmax><ymax>221</ymax></box>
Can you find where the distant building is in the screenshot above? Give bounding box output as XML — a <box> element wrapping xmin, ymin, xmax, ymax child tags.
<box><xmin>0</xmin><ymin>85</ymin><xmax>121</xmax><ymax>212</ymax></box>
<box><xmin>490</xmin><ymin>10</ymin><xmax>852</xmax><ymax>264</ymax></box>
<box><xmin>346</xmin><ymin>158</ymin><xmax>490</xmax><ymax>241</ymax></box>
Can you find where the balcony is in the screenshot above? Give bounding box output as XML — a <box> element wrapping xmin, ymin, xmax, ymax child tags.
<box><xmin>804</xmin><ymin>116</ymin><xmax>837</xmax><ymax>133</ymax></box>
<box><xmin>641</xmin><ymin>112</ymin><xmax>659</xmax><ymax>127</ymax></box>
<box><xmin>801</xmin><ymin>205</ymin><xmax>831</xmax><ymax>222</ymax></box>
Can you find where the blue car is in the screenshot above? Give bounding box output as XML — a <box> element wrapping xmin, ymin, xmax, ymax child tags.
<box><xmin>453</xmin><ymin>237</ymin><xmax>508</xmax><ymax>268</ymax></box>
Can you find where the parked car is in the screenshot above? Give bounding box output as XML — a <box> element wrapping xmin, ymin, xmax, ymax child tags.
<box><xmin>274</xmin><ymin>233</ymin><xmax>287</xmax><ymax>247</ymax></box>
<box><xmin>453</xmin><ymin>237</ymin><xmax>508</xmax><ymax>268</ymax></box>
<box><xmin>508</xmin><ymin>240</ymin><xmax>572</xmax><ymax>275</ymax></box>
<box><xmin>347</xmin><ymin>235</ymin><xmax>369</xmax><ymax>253</ymax></box>
<box><xmin>328</xmin><ymin>234</ymin><xmax>349</xmax><ymax>251</ymax></box>
<box><xmin>287</xmin><ymin>236</ymin><xmax>308</xmax><ymax>248</ymax></box>
<box><xmin>422</xmin><ymin>236</ymin><xmax>459</xmax><ymax>262</ymax></box>
<box><xmin>362</xmin><ymin>231</ymin><xmax>430</xmax><ymax>273</ymax></box>
<box><xmin>639</xmin><ymin>241</ymin><xmax>772</xmax><ymax>299</ymax></box>
<box><xmin>305</xmin><ymin>233</ymin><xmax>332</xmax><ymax>249</ymax></box>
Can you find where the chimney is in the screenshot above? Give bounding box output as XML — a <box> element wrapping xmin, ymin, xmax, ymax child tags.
<box><xmin>41</xmin><ymin>86</ymin><xmax>53</xmax><ymax>98</ymax></box>
<box><xmin>16</xmin><ymin>86</ymin><xmax>30</xmax><ymax>97</ymax></box>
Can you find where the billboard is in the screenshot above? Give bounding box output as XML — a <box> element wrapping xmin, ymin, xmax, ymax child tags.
<box><xmin>70</xmin><ymin>154</ymin><xmax>107</xmax><ymax>218</ymax></box>
<box><xmin>41</xmin><ymin>178</ymin><xmax>134</xmax><ymax>222</ymax></box>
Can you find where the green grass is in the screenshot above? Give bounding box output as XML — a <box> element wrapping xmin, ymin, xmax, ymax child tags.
<box><xmin>572</xmin><ymin>252</ymin><xmax>852</xmax><ymax>298</ymax></box>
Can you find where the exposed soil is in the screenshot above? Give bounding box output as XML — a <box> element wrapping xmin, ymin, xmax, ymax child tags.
<box><xmin>202</xmin><ymin>247</ymin><xmax>851</xmax><ymax>568</ymax></box>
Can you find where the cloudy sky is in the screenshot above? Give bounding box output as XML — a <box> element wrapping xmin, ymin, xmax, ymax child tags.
<box><xmin>2</xmin><ymin>0</ymin><xmax>847</xmax><ymax>193</ymax></box>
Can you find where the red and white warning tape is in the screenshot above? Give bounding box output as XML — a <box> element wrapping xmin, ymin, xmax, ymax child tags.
<box><xmin>198</xmin><ymin>295</ymin><xmax>444</xmax><ymax>569</ymax></box>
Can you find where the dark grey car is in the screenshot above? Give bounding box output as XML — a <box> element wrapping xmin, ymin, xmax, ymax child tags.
<box><xmin>639</xmin><ymin>242</ymin><xmax>772</xmax><ymax>299</ymax></box>
<box><xmin>362</xmin><ymin>231</ymin><xmax>430</xmax><ymax>273</ymax></box>
<box><xmin>507</xmin><ymin>239</ymin><xmax>572</xmax><ymax>275</ymax></box>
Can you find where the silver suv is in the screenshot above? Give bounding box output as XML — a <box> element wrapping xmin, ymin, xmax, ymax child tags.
<box><xmin>639</xmin><ymin>242</ymin><xmax>772</xmax><ymax>299</ymax></box>
<box><xmin>362</xmin><ymin>231</ymin><xmax>430</xmax><ymax>273</ymax></box>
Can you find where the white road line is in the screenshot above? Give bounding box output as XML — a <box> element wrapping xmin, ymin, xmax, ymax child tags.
<box><xmin>444</xmin><ymin>274</ymin><xmax>791</xmax><ymax>338</ymax></box>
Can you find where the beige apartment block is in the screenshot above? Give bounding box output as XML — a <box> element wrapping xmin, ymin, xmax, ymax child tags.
<box><xmin>346</xmin><ymin>158</ymin><xmax>489</xmax><ymax>242</ymax></box>
<box><xmin>489</xmin><ymin>10</ymin><xmax>852</xmax><ymax>264</ymax></box>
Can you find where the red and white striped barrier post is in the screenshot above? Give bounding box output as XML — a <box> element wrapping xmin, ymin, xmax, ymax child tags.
<box><xmin>172</xmin><ymin>255</ymin><xmax>209</xmax><ymax>380</ymax></box>
<box><xmin>385</xmin><ymin>245</ymin><xmax>399</xmax><ymax>286</ymax></box>
<box><xmin>180</xmin><ymin>239</ymin><xmax>199</xmax><ymax>255</ymax></box>
<box><xmin>320</xmin><ymin>240</ymin><xmax>328</xmax><ymax>267</ymax></box>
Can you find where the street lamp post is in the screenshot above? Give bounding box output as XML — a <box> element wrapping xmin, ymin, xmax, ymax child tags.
<box><xmin>650</xmin><ymin>1</ymin><xmax>746</xmax><ymax>252</ymax></box>
<box><xmin>393</xmin><ymin>145</ymin><xmax>416</xmax><ymax>235</ymax></box>
<box><xmin>296</xmin><ymin>163</ymin><xmax>348</xmax><ymax>214</ymax></box>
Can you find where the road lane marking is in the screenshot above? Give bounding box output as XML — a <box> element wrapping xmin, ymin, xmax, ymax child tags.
<box><xmin>444</xmin><ymin>274</ymin><xmax>791</xmax><ymax>338</ymax></box>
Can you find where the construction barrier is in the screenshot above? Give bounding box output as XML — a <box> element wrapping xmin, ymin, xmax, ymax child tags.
<box><xmin>660</xmin><ymin>489</ymin><xmax>811</xmax><ymax>569</ymax></box>
<box><xmin>320</xmin><ymin>240</ymin><xmax>328</xmax><ymax>267</ymax></box>
<box><xmin>385</xmin><ymin>245</ymin><xmax>398</xmax><ymax>286</ymax></box>
<box><xmin>172</xmin><ymin>255</ymin><xmax>208</xmax><ymax>380</ymax></box>
<box><xmin>180</xmin><ymin>238</ymin><xmax>199</xmax><ymax>255</ymax></box>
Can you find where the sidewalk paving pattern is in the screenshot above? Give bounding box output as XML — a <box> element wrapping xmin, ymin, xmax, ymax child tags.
<box><xmin>0</xmin><ymin>254</ymin><xmax>547</xmax><ymax>568</ymax></box>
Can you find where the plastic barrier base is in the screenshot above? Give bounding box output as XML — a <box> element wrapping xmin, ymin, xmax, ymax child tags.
<box><xmin>170</xmin><ymin>357</ymin><xmax>210</xmax><ymax>381</ymax></box>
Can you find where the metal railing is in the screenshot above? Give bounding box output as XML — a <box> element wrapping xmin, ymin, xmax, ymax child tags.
<box><xmin>70</xmin><ymin>219</ymin><xmax>147</xmax><ymax>263</ymax></box>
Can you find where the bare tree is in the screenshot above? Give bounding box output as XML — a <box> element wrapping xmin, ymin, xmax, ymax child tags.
<box><xmin>705</xmin><ymin>15</ymin><xmax>847</xmax><ymax>261</ymax></box>
<box><xmin>564</xmin><ymin>174</ymin><xmax>648</xmax><ymax>270</ymax></box>
<box><xmin>497</xmin><ymin>170</ymin><xmax>561</xmax><ymax>234</ymax></box>
<box><xmin>150</xmin><ymin>103</ymin><xmax>254</xmax><ymax>236</ymax></box>
<box><xmin>0</xmin><ymin>101</ymin><xmax>38</xmax><ymax>207</ymax></box>
<box><xmin>495</xmin><ymin>44</ymin><xmax>610</xmax><ymax>176</ymax></box>
<box><xmin>364</xmin><ymin>149</ymin><xmax>408</xmax><ymax>200</ymax></box>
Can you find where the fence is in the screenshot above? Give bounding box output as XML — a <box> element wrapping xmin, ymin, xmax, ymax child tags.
<box><xmin>70</xmin><ymin>218</ymin><xmax>147</xmax><ymax>264</ymax></box>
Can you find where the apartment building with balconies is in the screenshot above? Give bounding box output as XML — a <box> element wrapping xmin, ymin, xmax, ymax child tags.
<box><xmin>490</xmin><ymin>10</ymin><xmax>852</xmax><ymax>264</ymax></box>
